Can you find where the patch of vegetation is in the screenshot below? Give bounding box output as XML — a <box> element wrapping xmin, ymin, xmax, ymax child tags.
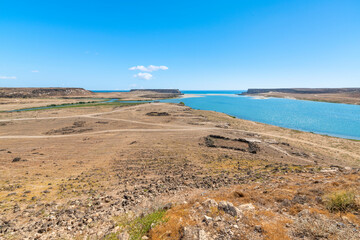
<box><xmin>178</xmin><ymin>102</ymin><xmax>185</xmax><ymax>106</ymax></box>
<box><xmin>325</xmin><ymin>190</ymin><xmax>358</xmax><ymax>213</ymax></box>
<box><xmin>117</xmin><ymin>209</ymin><xmax>167</xmax><ymax>240</ymax></box>
<box><xmin>103</xmin><ymin>233</ymin><xmax>118</xmax><ymax>240</ymax></box>
<box><xmin>46</xmin><ymin>101</ymin><xmax>99</xmax><ymax>107</ymax></box>
<box><xmin>349</xmin><ymin>138</ymin><xmax>360</xmax><ymax>142</ymax></box>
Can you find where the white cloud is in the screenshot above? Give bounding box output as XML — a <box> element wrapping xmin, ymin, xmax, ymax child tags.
<box><xmin>0</xmin><ymin>76</ymin><xmax>16</xmax><ymax>79</ymax></box>
<box><xmin>129</xmin><ymin>65</ymin><xmax>168</xmax><ymax>72</ymax></box>
<box><xmin>134</xmin><ymin>72</ymin><xmax>153</xmax><ymax>80</ymax></box>
<box><xmin>31</xmin><ymin>70</ymin><xmax>39</xmax><ymax>73</ymax></box>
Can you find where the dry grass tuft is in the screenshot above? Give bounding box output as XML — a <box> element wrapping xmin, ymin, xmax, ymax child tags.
<box><xmin>325</xmin><ymin>190</ymin><xmax>358</xmax><ymax>213</ymax></box>
<box><xmin>262</xmin><ymin>219</ymin><xmax>292</xmax><ymax>240</ymax></box>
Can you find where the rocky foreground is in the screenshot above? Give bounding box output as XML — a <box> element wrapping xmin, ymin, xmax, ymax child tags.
<box><xmin>1</xmin><ymin>164</ymin><xmax>359</xmax><ymax>239</ymax></box>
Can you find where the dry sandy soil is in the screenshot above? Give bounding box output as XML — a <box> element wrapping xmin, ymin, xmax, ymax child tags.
<box><xmin>0</xmin><ymin>98</ymin><xmax>359</xmax><ymax>239</ymax></box>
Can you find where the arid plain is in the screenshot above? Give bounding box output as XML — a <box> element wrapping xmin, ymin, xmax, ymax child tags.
<box><xmin>0</xmin><ymin>92</ymin><xmax>359</xmax><ymax>239</ymax></box>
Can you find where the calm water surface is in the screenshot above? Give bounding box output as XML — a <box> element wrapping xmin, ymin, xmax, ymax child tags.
<box><xmin>161</xmin><ymin>94</ymin><xmax>360</xmax><ymax>140</ymax></box>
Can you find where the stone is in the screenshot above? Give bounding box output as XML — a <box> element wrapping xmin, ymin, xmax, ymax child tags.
<box><xmin>218</xmin><ymin>201</ymin><xmax>242</xmax><ymax>217</ymax></box>
<box><xmin>254</xmin><ymin>225</ymin><xmax>263</xmax><ymax>233</ymax></box>
<box><xmin>201</xmin><ymin>199</ymin><xmax>218</xmax><ymax>208</ymax></box>
<box><xmin>292</xmin><ymin>195</ymin><xmax>308</xmax><ymax>204</ymax></box>
<box><xmin>163</xmin><ymin>203</ymin><xmax>172</xmax><ymax>210</ymax></box>
<box><xmin>202</xmin><ymin>215</ymin><xmax>213</xmax><ymax>225</ymax></box>
<box><xmin>238</xmin><ymin>203</ymin><xmax>255</xmax><ymax>211</ymax></box>
<box><xmin>181</xmin><ymin>227</ymin><xmax>210</xmax><ymax>240</ymax></box>
<box><xmin>12</xmin><ymin>157</ymin><xmax>21</xmax><ymax>162</ymax></box>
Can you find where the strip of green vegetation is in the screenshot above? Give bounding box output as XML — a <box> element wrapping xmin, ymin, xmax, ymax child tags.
<box><xmin>10</xmin><ymin>101</ymin><xmax>145</xmax><ymax>112</ymax></box>
<box><xmin>45</xmin><ymin>100</ymin><xmax>99</xmax><ymax>107</ymax></box>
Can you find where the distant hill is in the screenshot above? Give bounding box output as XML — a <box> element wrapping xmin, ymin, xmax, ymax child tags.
<box><xmin>130</xmin><ymin>89</ymin><xmax>182</xmax><ymax>94</ymax></box>
<box><xmin>0</xmin><ymin>88</ymin><xmax>93</xmax><ymax>98</ymax></box>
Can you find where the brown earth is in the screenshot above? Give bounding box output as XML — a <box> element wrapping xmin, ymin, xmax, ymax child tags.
<box><xmin>0</xmin><ymin>98</ymin><xmax>359</xmax><ymax>239</ymax></box>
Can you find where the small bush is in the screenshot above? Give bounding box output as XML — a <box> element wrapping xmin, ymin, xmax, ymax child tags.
<box><xmin>178</xmin><ymin>102</ymin><xmax>185</xmax><ymax>106</ymax></box>
<box><xmin>325</xmin><ymin>190</ymin><xmax>358</xmax><ymax>213</ymax></box>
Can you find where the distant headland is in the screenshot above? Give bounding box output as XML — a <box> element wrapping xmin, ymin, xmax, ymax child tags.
<box><xmin>241</xmin><ymin>88</ymin><xmax>360</xmax><ymax>105</ymax></box>
<box><xmin>242</xmin><ymin>88</ymin><xmax>360</xmax><ymax>95</ymax></box>
<box><xmin>130</xmin><ymin>89</ymin><xmax>182</xmax><ymax>94</ymax></box>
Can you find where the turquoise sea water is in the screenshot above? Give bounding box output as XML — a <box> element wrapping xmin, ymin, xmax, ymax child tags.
<box><xmin>160</xmin><ymin>94</ymin><xmax>360</xmax><ymax>140</ymax></box>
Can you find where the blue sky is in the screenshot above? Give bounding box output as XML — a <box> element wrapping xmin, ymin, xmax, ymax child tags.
<box><xmin>0</xmin><ymin>0</ymin><xmax>359</xmax><ymax>90</ymax></box>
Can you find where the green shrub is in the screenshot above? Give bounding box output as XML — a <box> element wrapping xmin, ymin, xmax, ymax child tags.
<box><xmin>103</xmin><ymin>233</ymin><xmax>118</xmax><ymax>240</ymax></box>
<box><xmin>325</xmin><ymin>190</ymin><xmax>358</xmax><ymax>213</ymax></box>
<box><xmin>178</xmin><ymin>102</ymin><xmax>185</xmax><ymax>106</ymax></box>
<box><xmin>115</xmin><ymin>209</ymin><xmax>167</xmax><ymax>240</ymax></box>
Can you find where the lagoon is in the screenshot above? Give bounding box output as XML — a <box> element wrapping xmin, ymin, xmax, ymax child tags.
<box><xmin>161</xmin><ymin>93</ymin><xmax>360</xmax><ymax>140</ymax></box>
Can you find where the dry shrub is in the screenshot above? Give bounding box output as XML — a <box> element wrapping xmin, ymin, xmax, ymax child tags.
<box><xmin>255</xmin><ymin>209</ymin><xmax>276</xmax><ymax>218</ymax></box>
<box><xmin>262</xmin><ymin>219</ymin><xmax>292</xmax><ymax>240</ymax></box>
<box><xmin>233</xmin><ymin>191</ymin><xmax>245</xmax><ymax>198</ymax></box>
<box><xmin>343</xmin><ymin>212</ymin><xmax>360</xmax><ymax>226</ymax></box>
<box><xmin>243</xmin><ymin>210</ymin><xmax>292</xmax><ymax>240</ymax></box>
<box><xmin>308</xmin><ymin>207</ymin><xmax>331</xmax><ymax>217</ymax></box>
<box><xmin>325</xmin><ymin>190</ymin><xmax>358</xmax><ymax>213</ymax></box>
<box><xmin>149</xmin><ymin>204</ymin><xmax>196</xmax><ymax>239</ymax></box>
<box><xmin>288</xmin><ymin>204</ymin><xmax>303</xmax><ymax>216</ymax></box>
